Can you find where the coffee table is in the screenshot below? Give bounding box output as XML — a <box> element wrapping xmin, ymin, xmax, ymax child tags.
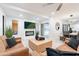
<box><xmin>29</xmin><ymin>39</ymin><xmax>52</xmax><ymax>53</ymax></box>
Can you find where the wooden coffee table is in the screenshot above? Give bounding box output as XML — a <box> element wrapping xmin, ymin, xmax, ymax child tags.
<box><xmin>29</xmin><ymin>39</ymin><xmax>52</xmax><ymax>53</ymax></box>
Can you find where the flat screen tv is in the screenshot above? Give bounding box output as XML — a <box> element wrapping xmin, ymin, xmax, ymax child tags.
<box><xmin>24</xmin><ymin>22</ymin><xmax>36</xmax><ymax>29</ymax></box>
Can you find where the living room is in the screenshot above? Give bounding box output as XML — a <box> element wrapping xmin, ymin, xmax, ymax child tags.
<box><xmin>0</xmin><ymin>3</ymin><xmax>79</xmax><ymax>56</ymax></box>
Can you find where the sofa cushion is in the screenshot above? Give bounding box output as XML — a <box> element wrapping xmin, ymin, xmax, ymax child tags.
<box><xmin>56</xmin><ymin>43</ymin><xmax>76</xmax><ymax>52</ymax></box>
<box><xmin>6</xmin><ymin>43</ymin><xmax>29</xmax><ymax>56</ymax></box>
<box><xmin>67</xmin><ymin>38</ymin><xmax>79</xmax><ymax>50</ymax></box>
<box><xmin>6</xmin><ymin>37</ymin><xmax>16</xmax><ymax>48</ymax></box>
<box><xmin>0</xmin><ymin>43</ymin><xmax>29</xmax><ymax>56</ymax></box>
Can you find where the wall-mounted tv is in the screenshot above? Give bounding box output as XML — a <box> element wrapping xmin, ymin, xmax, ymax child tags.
<box><xmin>24</xmin><ymin>22</ymin><xmax>36</xmax><ymax>29</ymax></box>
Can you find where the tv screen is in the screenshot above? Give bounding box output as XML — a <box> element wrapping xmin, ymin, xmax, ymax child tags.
<box><xmin>24</xmin><ymin>22</ymin><xmax>36</xmax><ymax>29</ymax></box>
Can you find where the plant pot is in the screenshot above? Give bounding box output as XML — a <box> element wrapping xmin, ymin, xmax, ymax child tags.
<box><xmin>35</xmin><ymin>35</ymin><xmax>39</xmax><ymax>40</ymax></box>
<box><xmin>6</xmin><ymin>37</ymin><xmax>16</xmax><ymax>48</ymax></box>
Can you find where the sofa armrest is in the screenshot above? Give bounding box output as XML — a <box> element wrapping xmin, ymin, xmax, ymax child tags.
<box><xmin>15</xmin><ymin>38</ymin><xmax>21</xmax><ymax>43</ymax></box>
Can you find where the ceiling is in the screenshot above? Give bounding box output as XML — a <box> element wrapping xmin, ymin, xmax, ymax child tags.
<box><xmin>0</xmin><ymin>3</ymin><xmax>79</xmax><ymax>21</ymax></box>
<box><xmin>5</xmin><ymin>3</ymin><xmax>59</xmax><ymax>16</ymax></box>
<box><xmin>0</xmin><ymin>3</ymin><xmax>60</xmax><ymax>20</ymax></box>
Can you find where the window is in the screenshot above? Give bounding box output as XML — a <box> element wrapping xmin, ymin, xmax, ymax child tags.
<box><xmin>41</xmin><ymin>23</ymin><xmax>49</xmax><ymax>37</ymax></box>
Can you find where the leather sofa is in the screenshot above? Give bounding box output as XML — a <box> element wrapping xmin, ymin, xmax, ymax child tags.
<box><xmin>30</xmin><ymin>39</ymin><xmax>79</xmax><ymax>56</ymax></box>
<box><xmin>0</xmin><ymin>36</ymin><xmax>29</xmax><ymax>56</ymax></box>
<box><xmin>56</xmin><ymin>39</ymin><xmax>79</xmax><ymax>52</ymax></box>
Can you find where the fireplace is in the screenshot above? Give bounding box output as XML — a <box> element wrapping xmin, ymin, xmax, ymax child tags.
<box><xmin>25</xmin><ymin>31</ymin><xmax>34</xmax><ymax>36</ymax></box>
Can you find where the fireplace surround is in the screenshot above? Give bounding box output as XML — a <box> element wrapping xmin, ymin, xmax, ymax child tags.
<box><xmin>25</xmin><ymin>31</ymin><xmax>34</xmax><ymax>36</ymax></box>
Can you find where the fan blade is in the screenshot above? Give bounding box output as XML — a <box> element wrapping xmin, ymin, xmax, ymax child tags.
<box><xmin>56</xmin><ymin>3</ymin><xmax>63</xmax><ymax>11</ymax></box>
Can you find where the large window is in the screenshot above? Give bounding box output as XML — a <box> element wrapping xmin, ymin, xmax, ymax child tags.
<box><xmin>41</xmin><ymin>23</ymin><xmax>49</xmax><ymax>37</ymax></box>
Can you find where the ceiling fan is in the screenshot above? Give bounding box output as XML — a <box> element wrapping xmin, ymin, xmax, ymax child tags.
<box><xmin>56</xmin><ymin>3</ymin><xmax>63</xmax><ymax>11</ymax></box>
<box><xmin>43</xmin><ymin>3</ymin><xmax>63</xmax><ymax>11</ymax></box>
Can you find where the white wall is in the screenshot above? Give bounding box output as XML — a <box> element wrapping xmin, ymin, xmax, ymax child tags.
<box><xmin>49</xmin><ymin>17</ymin><xmax>62</xmax><ymax>39</ymax></box>
<box><xmin>49</xmin><ymin>15</ymin><xmax>63</xmax><ymax>48</ymax></box>
<box><xmin>73</xmin><ymin>24</ymin><xmax>79</xmax><ymax>31</ymax></box>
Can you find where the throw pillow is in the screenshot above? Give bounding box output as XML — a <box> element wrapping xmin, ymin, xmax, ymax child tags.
<box><xmin>6</xmin><ymin>37</ymin><xmax>16</xmax><ymax>48</ymax></box>
<box><xmin>46</xmin><ymin>48</ymin><xmax>60</xmax><ymax>56</ymax></box>
<box><xmin>67</xmin><ymin>37</ymin><xmax>79</xmax><ymax>50</ymax></box>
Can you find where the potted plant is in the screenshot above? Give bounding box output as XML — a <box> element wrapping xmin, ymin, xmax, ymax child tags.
<box><xmin>5</xmin><ymin>27</ymin><xmax>16</xmax><ymax>48</ymax></box>
<box><xmin>5</xmin><ymin>27</ymin><xmax>14</xmax><ymax>39</ymax></box>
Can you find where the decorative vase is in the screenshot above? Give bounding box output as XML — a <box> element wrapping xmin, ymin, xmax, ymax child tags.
<box><xmin>35</xmin><ymin>32</ymin><xmax>39</xmax><ymax>40</ymax></box>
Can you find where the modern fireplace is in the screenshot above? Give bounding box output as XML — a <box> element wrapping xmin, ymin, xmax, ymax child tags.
<box><xmin>25</xmin><ymin>31</ymin><xmax>34</xmax><ymax>36</ymax></box>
